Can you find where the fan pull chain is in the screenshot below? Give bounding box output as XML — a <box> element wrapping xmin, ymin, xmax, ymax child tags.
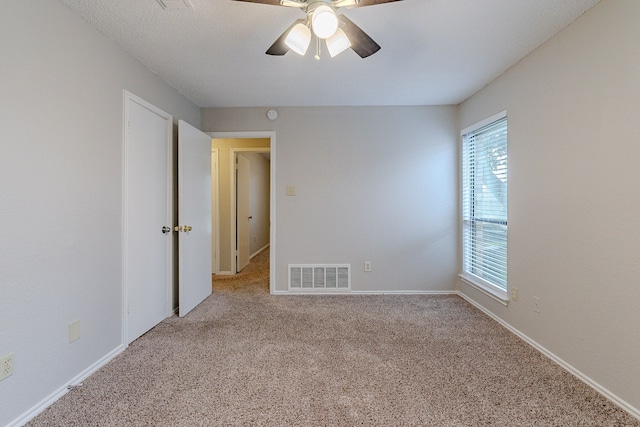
<box><xmin>314</xmin><ymin>37</ymin><xmax>321</xmax><ymax>60</ymax></box>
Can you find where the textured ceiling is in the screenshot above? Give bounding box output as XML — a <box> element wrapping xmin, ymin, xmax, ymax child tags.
<box><xmin>58</xmin><ymin>0</ymin><xmax>600</xmax><ymax>108</ymax></box>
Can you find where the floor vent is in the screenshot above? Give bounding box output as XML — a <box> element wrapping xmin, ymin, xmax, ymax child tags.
<box><xmin>288</xmin><ymin>264</ymin><xmax>351</xmax><ymax>291</ymax></box>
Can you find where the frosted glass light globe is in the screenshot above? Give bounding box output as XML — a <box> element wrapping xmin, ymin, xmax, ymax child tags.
<box><xmin>312</xmin><ymin>5</ymin><xmax>338</xmax><ymax>39</ymax></box>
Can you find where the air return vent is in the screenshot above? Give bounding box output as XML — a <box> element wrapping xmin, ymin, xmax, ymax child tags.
<box><xmin>289</xmin><ymin>264</ymin><xmax>350</xmax><ymax>291</ymax></box>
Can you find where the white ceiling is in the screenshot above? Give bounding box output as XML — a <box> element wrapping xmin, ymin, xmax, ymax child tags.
<box><xmin>58</xmin><ymin>0</ymin><xmax>600</xmax><ymax>108</ymax></box>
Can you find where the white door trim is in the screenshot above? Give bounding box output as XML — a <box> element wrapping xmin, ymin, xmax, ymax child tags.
<box><xmin>122</xmin><ymin>90</ymin><xmax>173</xmax><ymax>345</ymax></box>
<box><xmin>208</xmin><ymin>131</ymin><xmax>276</xmax><ymax>294</ymax></box>
<box><xmin>211</xmin><ymin>148</ymin><xmax>220</xmax><ymax>274</ymax></box>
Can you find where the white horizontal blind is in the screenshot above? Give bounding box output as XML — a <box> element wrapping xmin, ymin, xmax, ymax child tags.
<box><xmin>462</xmin><ymin>116</ymin><xmax>508</xmax><ymax>291</ymax></box>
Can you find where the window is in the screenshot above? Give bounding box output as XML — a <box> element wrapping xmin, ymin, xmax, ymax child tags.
<box><xmin>461</xmin><ymin>112</ymin><xmax>508</xmax><ymax>300</ymax></box>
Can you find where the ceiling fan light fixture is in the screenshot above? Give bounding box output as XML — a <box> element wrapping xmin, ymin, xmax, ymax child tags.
<box><xmin>279</xmin><ymin>0</ymin><xmax>305</xmax><ymax>7</ymax></box>
<box><xmin>312</xmin><ymin>4</ymin><xmax>338</xmax><ymax>39</ymax></box>
<box><xmin>284</xmin><ymin>23</ymin><xmax>311</xmax><ymax>55</ymax></box>
<box><xmin>326</xmin><ymin>27</ymin><xmax>351</xmax><ymax>57</ymax></box>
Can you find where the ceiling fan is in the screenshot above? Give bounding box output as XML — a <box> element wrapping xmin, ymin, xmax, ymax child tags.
<box><xmin>234</xmin><ymin>0</ymin><xmax>403</xmax><ymax>59</ymax></box>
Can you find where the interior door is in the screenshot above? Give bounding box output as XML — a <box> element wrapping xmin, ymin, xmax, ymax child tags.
<box><xmin>236</xmin><ymin>154</ymin><xmax>250</xmax><ymax>272</ymax></box>
<box><xmin>124</xmin><ymin>92</ymin><xmax>172</xmax><ymax>344</ymax></box>
<box><xmin>178</xmin><ymin>120</ymin><xmax>212</xmax><ymax>317</ymax></box>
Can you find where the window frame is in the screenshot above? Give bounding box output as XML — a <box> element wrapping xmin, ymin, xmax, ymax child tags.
<box><xmin>460</xmin><ymin>111</ymin><xmax>509</xmax><ymax>304</ymax></box>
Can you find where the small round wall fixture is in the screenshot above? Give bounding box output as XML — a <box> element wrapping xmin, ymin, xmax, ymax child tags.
<box><xmin>267</xmin><ymin>109</ymin><xmax>278</xmax><ymax>121</ymax></box>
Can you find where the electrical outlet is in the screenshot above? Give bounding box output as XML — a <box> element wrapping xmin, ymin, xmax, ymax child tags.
<box><xmin>0</xmin><ymin>353</ymin><xmax>14</xmax><ymax>381</ymax></box>
<box><xmin>69</xmin><ymin>320</ymin><xmax>81</xmax><ymax>343</ymax></box>
<box><xmin>533</xmin><ymin>296</ymin><xmax>541</xmax><ymax>313</ymax></box>
<box><xmin>364</xmin><ymin>261</ymin><xmax>372</xmax><ymax>272</ymax></box>
<box><xmin>511</xmin><ymin>287</ymin><xmax>518</xmax><ymax>302</ymax></box>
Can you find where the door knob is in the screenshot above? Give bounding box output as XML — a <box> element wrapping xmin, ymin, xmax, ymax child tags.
<box><xmin>184</xmin><ymin>225</ymin><xmax>193</xmax><ymax>232</ymax></box>
<box><xmin>174</xmin><ymin>225</ymin><xmax>192</xmax><ymax>232</ymax></box>
<box><xmin>162</xmin><ymin>226</ymin><xmax>171</xmax><ymax>234</ymax></box>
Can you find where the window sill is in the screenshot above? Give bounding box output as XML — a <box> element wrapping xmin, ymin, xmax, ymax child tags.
<box><xmin>459</xmin><ymin>273</ymin><xmax>509</xmax><ymax>306</ymax></box>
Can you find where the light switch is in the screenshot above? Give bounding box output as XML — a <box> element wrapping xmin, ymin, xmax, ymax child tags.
<box><xmin>286</xmin><ymin>186</ymin><xmax>296</xmax><ymax>196</ymax></box>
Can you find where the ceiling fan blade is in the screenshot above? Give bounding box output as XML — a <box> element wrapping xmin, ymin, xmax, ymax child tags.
<box><xmin>266</xmin><ymin>19</ymin><xmax>305</xmax><ymax>55</ymax></box>
<box><xmin>338</xmin><ymin>15</ymin><xmax>380</xmax><ymax>58</ymax></box>
<box><xmin>233</xmin><ymin>0</ymin><xmax>305</xmax><ymax>6</ymax></box>
<box><xmin>346</xmin><ymin>0</ymin><xmax>403</xmax><ymax>7</ymax></box>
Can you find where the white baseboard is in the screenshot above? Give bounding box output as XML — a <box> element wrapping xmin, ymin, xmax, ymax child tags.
<box><xmin>8</xmin><ymin>344</ymin><xmax>126</xmax><ymax>427</ymax></box>
<box><xmin>350</xmin><ymin>290</ymin><xmax>458</xmax><ymax>295</ymax></box>
<box><xmin>271</xmin><ymin>290</ymin><xmax>458</xmax><ymax>296</ymax></box>
<box><xmin>250</xmin><ymin>244</ymin><xmax>269</xmax><ymax>259</ymax></box>
<box><xmin>457</xmin><ymin>292</ymin><xmax>640</xmax><ymax>422</ymax></box>
<box><xmin>215</xmin><ymin>271</ymin><xmax>234</xmax><ymax>276</ymax></box>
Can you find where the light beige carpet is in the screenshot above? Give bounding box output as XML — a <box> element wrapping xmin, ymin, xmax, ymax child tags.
<box><xmin>28</xmin><ymin>249</ymin><xmax>638</xmax><ymax>426</ymax></box>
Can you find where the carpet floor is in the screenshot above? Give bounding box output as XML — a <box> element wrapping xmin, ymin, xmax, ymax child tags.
<box><xmin>28</xmin><ymin>249</ymin><xmax>639</xmax><ymax>426</ymax></box>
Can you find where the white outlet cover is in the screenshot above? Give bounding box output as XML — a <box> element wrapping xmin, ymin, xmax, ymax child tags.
<box><xmin>69</xmin><ymin>320</ymin><xmax>81</xmax><ymax>343</ymax></box>
<box><xmin>0</xmin><ymin>353</ymin><xmax>14</xmax><ymax>381</ymax></box>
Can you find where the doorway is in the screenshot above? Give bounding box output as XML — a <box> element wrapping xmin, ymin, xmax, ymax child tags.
<box><xmin>233</xmin><ymin>148</ymin><xmax>271</xmax><ymax>273</ymax></box>
<box><xmin>209</xmin><ymin>132</ymin><xmax>276</xmax><ymax>293</ymax></box>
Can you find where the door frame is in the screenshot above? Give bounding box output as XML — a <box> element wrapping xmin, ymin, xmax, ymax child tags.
<box><xmin>122</xmin><ymin>90</ymin><xmax>173</xmax><ymax>345</ymax></box>
<box><xmin>211</xmin><ymin>148</ymin><xmax>220</xmax><ymax>274</ymax></box>
<box><xmin>209</xmin><ymin>131</ymin><xmax>276</xmax><ymax>294</ymax></box>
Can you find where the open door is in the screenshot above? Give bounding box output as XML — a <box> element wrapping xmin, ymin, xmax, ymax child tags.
<box><xmin>236</xmin><ymin>154</ymin><xmax>250</xmax><ymax>272</ymax></box>
<box><xmin>178</xmin><ymin>120</ymin><xmax>212</xmax><ymax>317</ymax></box>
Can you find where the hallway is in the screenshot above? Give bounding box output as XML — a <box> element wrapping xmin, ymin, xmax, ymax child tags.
<box><xmin>212</xmin><ymin>248</ymin><xmax>269</xmax><ymax>294</ymax></box>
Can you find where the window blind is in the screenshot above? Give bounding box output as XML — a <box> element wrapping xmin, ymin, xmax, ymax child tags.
<box><xmin>462</xmin><ymin>116</ymin><xmax>508</xmax><ymax>291</ymax></box>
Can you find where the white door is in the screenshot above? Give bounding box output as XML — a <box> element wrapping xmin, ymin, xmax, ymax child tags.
<box><xmin>124</xmin><ymin>92</ymin><xmax>172</xmax><ymax>344</ymax></box>
<box><xmin>236</xmin><ymin>154</ymin><xmax>250</xmax><ymax>272</ymax></box>
<box><xmin>178</xmin><ymin>120</ymin><xmax>212</xmax><ymax>317</ymax></box>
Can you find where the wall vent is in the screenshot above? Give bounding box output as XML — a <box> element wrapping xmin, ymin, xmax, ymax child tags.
<box><xmin>288</xmin><ymin>264</ymin><xmax>351</xmax><ymax>291</ymax></box>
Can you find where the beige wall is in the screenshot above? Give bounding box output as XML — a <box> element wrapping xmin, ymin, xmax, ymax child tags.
<box><xmin>212</xmin><ymin>138</ymin><xmax>270</xmax><ymax>272</ymax></box>
<box><xmin>459</xmin><ymin>0</ymin><xmax>640</xmax><ymax>415</ymax></box>
<box><xmin>203</xmin><ymin>106</ymin><xmax>459</xmax><ymax>293</ymax></box>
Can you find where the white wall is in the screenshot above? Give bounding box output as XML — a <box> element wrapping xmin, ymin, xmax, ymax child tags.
<box><xmin>202</xmin><ymin>106</ymin><xmax>459</xmax><ymax>293</ymax></box>
<box><xmin>458</xmin><ymin>0</ymin><xmax>640</xmax><ymax>416</ymax></box>
<box><xmin>244</xmin><ymin>153</ymin><xmax>271</xmax><ymax>256</ymax></box>
<box><xmin>0</xmin><ymin>1</ymin><xmax>200</xmax><ymax>425</ymax></box>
